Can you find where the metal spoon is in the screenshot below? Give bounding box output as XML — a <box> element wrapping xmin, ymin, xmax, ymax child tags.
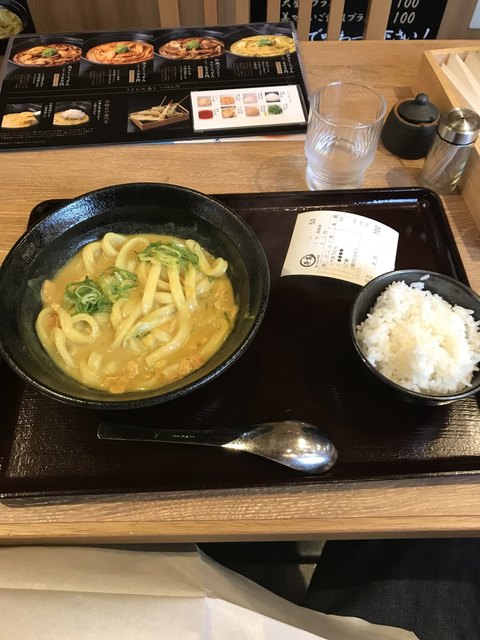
<box><xmin>97</xmin><ymin>420</ymin><xmax>338</xmax><ymax>474</ymax></box>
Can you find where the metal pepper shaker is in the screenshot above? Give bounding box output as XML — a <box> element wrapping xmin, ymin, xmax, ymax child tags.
<box><xmin>421</xmin><ymin>107</ymin><xmax>480</xmax><ymax>194</ymax></box>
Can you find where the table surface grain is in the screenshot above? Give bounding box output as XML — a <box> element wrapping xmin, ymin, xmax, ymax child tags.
<box><xmin>1</xmin><ymin>39</ymin><xmax>480</xmax><ymax>544</ymax></box>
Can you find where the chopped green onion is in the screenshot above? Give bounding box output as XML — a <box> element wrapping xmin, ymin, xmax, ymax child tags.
<box><xmin>64</xmin><ymin>277</ymin><xmax>112</xmax><ymax>314</ymax></box>
<box><xmin>41</xmin><ymin>47</ymin><xmax>58</xmax><ymax>57</ymax></box>
<box><xmin>138</xmin><ymin>241</ymin><xmax>199</xmax><ymax>272</ymax></box>
<box><xmin>64</xmin><ymin>268</ymin><xmax>137</xmax><ymax>314</ymax></box>
<box><xmin>97</xmin><ymin>267</ymin><xmax>137</xmax><ymax>303</ymax></box>
<box><xmin>185</xmin><ymin>39</ymin><xmax>201</xmax><ymax>51</ymax></box>
<box><xmin>115</xmin><ymin>44</ymin><xmax>130</xmax><ymax>54</ymax></box>
<box><xmin>258</xmin><ymin>38</ymin><xmax>273</xmax><ymax>46</ymax></box>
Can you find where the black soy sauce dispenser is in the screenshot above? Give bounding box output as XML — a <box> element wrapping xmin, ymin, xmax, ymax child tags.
<box><xmin>381</xmin><ymin>93</ymin><xmax>440</xmax><ymax>160</ymax></box>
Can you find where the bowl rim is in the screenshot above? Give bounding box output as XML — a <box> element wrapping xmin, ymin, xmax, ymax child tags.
<box><xmin>350</xmin><ymin>268</ymin><xmax>480</xmax><ymax>403</ymax></box>
<box><xmin>81</xmin><ymin>32</ymin><xmax>155</xmax><ymax>65</ymax></box>
<box><xmin>0</xmin><ymin>182</ymin><xmax>270</xmax><ymax>409</ymax></box>
<box><xmin>224</xmin><ymin>26</ymin><xmax>297</xmax><ymax>58</ymax></box>
<box><xmin>8</xmin><ymin>35</ymin><xmax>84</xmax><ymax>67</ymax></box>
<box><xmin>154</xmin><ymin>31</ymin><xmax>227</xmax><ymax>60</ymax></box>
<box><xmin>0</xmin><ymin>0</ymin><xmax>28</xmax><ymax>35</ymax></box>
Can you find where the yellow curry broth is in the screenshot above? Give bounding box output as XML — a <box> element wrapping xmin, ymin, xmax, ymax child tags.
<box><xmin>37</xmin><ymin>233</ymin><xmax>237</xmax><ymax>394</ymax></box>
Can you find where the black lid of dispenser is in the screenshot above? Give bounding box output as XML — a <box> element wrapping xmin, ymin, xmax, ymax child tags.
<box><xmin>397</xmin><ymin>93</ymin><xmax>439</xmax><ymax>124</ymax></box>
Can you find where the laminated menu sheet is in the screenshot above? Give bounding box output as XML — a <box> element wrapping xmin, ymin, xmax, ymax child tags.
<box><xmin>0</xmin><ymin>22</ymin><xmax>309</xmax><ymax>150</ymax></box>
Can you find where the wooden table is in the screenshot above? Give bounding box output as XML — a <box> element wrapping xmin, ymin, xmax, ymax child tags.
<box><xmin>1</xmin><ymin>40</ymin><xmax>480</xmax><ymax>544</ymax></box>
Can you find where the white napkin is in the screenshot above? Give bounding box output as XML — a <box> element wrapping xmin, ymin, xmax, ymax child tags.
<box><xmin>0</xmin><ymin>546</ymin><xmax>419</xmax><ymax>640</ymax></box>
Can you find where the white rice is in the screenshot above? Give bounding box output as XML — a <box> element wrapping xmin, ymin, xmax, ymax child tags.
<box><xmin>61</xmin><ymin>109</ymin><xmax>86</xmax><ymax>120</ymax></box>
<box><xmin>355</xmin><ymin>280</ymin><xmax>480</xmax><ymax>395</ymax></box>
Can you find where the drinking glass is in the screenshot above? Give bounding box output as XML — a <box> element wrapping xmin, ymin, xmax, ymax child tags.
<box><xmin>305</xmin><ymin>81</ymin><xmax>387</xmax><ymax>190</ymax></box>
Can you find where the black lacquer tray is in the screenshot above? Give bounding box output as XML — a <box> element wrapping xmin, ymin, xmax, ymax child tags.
<box><xmin>1</xmin><ymin>187</ymin><xmax>480</xmax><ymax>500</ymax></box>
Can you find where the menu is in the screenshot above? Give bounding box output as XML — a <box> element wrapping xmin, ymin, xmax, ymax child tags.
<box><xmin>0</xmin><ymin>22</ymin><xmax>309</xmax><ymax>150</ymax></box>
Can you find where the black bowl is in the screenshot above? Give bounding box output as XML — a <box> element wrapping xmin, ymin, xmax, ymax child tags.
<box><xmin>350</xmin><ymin>269</ymin><xmax>480</xmax><ymax>405</ymax></box>
<box><xmin>82</xmin><ymin>31</ymin><xmax>154</xmax><ymax>65</ymax></box>
<box><xmin>0</xmin><ymin>183</ymin><xmax>270</xmax><ymax>409</ymax></box>
<box><xmin>0</xmin><ymin>0</ymin><xmax>29</xmax><ymax>54</ymax></box>
<box><xmin>154</xmin><ymin>29</ymin><xmax>225</xmax><ymax>61</ymax></box>
<box><xmin>9</xmin><ymin>35</ymin><xmax>83</xmax><ymax>68</ymax></box>
<box><xmin>225</xmin><ymin>25</ymin><xmax>296</xmax><ymax>59</ymax></box>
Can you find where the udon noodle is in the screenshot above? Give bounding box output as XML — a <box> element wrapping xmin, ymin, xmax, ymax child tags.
<box><xmin>36</xmin><ymin>233</ymin><xmax>238</xmax><ymax>394</ymax></box>
<box><xmin>12</xmin><ymin>43</ymin><xmax>81</xmax><ymax>66</ymax></box>
<box><xmin>85</xmin><ymin>40</ymin><xmax>153</xmax><ymax>64</ymax></box>
<box><xmin>158</xmin><ymin>37</ymin><xmax>224</xmax><ymax>60</ymax></box>
<box><xmin>230</xmin><ymin>34</ymin><xmax>295</xmax><ymax>57</ymax></box>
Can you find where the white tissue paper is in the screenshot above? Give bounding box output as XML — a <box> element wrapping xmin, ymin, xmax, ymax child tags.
<box><xmin>0</xmin><ymin>545</ymin><xmax>418</xmax><ymax>639</ymax></box>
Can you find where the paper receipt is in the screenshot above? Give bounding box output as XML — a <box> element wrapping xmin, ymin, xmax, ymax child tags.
<box><xmin>281</xmin><ymin>210</ymin><xmax>399</xmax><ymax>286</ymax></box>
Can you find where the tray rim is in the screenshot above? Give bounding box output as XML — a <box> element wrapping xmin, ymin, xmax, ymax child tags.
<box><xmin>29</xmin><ymin>185</ymin><xmax>469</xmax><ymax>289</ymax></box>
<box><xmin>1</xmin><ymin>186</ymin><xmax>478</xmax><ymax>500</ymax></box>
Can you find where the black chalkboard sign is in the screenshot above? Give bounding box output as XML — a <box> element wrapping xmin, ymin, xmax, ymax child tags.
<box><xmin>385</xmin><ymin>0</ymin><xmax>449</xmax><ymax>40</ymax></box>
<box><xmin>251</xmin><ymin>0</ymin><xmax>449</xmax><ymax>40</ymax></box>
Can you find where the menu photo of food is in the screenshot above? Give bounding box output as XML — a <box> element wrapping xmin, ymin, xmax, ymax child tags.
<box><xmin>191</xmin><ymin>85</ymin><xmax>307</xmax><ymax>132</ymax></box>
<box><xmin>9</xmin><ymin>39</ymin><xmax>82</xmax><ymax>67</ymax></box>
<box><xmin>52</xmin><ymin>101</ymin><xmax>91</xmax><ymax>127</ymax></box>
<box><xmin>84</xmin><ymin>38</ymin><xmax>154</xmax><ymax>65</ymax></box>
<box><xmin>228</xmin><ymin>33</ymin><xmax>296</xmax><ymax>58</ymax></box>
<box><xmin>156</xmin><ymin>33</ymin><xmax>225</xmax><ymax>60</ymax></box>
<box><xmin>0</xmin><ymin>102</ymin><xmax>40</xmax><ymax>129</ymax></box>
<box><xmin>0</xmin><ymin>6</ymin><xmax>24</xmax><ymax>41</ymax></box>
<box><xmin>128</xmin><ymin>94</ymin><xmax>190</xmax><ymax>133</ymax></box>
<box><xmin>0</xmin><ymin>22</ymin><xmax>309</xmax><ymax>148</ymax></box>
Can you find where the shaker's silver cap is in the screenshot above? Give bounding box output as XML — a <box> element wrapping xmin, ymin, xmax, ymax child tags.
<box><xmin>437</xmin><ymin>107</ymin><xmax>480</xmax><ymax>145</ymax></box>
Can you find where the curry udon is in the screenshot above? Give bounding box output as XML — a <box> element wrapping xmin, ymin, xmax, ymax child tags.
<box><xmin>36</xmin><ymin>232</ymin><xmax>238</xmax><ymax>394</ymax></box>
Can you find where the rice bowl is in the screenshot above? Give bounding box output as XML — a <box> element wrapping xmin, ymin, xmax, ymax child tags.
<box><xmin>356</xmin><ymin>279</ymin><xmax>480</xmax><ymax>395</ymax></box>
<box><xmin>350</xmin><ymin>270</ymin><xmax>480</xmax><ymax>405</ymax></box>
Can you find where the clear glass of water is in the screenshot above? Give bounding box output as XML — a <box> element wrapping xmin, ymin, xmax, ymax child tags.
<box><xmin>305</xmin><ymin>82</ymin><xmax>387</xmax><ymax>190</ymax></box>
